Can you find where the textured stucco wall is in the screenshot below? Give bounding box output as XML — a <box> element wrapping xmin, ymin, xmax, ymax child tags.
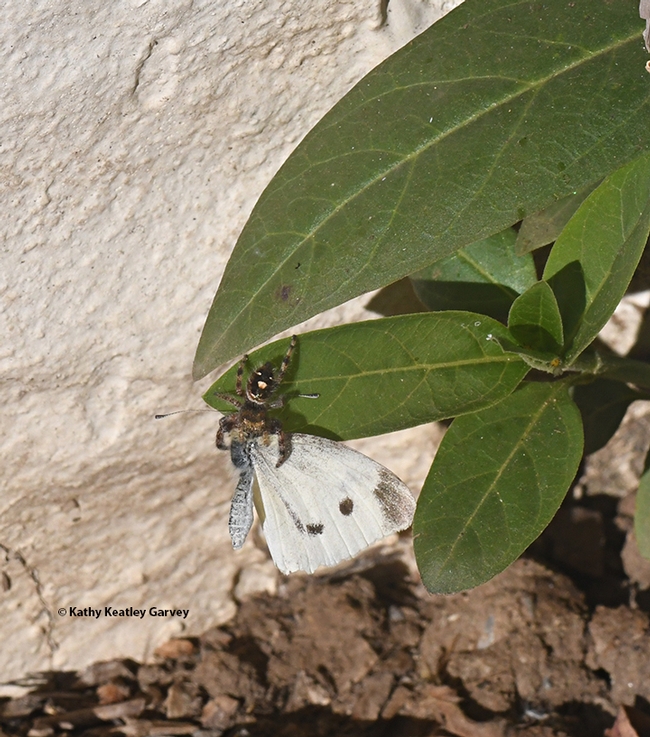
<box><xmin>0</xmin><ymin>0</ymin><xmax>460</xmax><ymax>684</ymax></box>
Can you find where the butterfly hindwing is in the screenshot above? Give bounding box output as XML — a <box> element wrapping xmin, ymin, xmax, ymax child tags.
<box><xmin>249</xmin><ymin>433</ymin><xmax>415</xmax><ymax>574</ymax></box>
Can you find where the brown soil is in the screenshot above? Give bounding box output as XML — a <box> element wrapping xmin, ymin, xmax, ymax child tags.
<box><xmin>3</xmin><ymin>411</ymin><xmax>650</xmax><ymax>737</ymax></box>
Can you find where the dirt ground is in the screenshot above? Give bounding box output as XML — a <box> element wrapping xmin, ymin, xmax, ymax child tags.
<box><xmin>3</xmin><ymin>406</ymin><xmax>650</xmax><ymax>737</ymax></box>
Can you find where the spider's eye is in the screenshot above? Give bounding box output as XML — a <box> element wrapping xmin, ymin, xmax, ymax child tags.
<box><xmin>248</xmin><ymin>363</ymin><xmax>276</xmax><ymax>401</ymax></box>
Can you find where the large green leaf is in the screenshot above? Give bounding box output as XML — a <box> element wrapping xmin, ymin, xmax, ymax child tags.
<box><xmin>411</xmin><ymin>227</ymin><xmax>537</xmax><ymax>323</ymax></box>
<box><xmin>544</xmin><ymin>152</ymin><xmax>650</xmax><ymax>364</ymax></box>
<box><xmin>193</xmin><ymin>0</ymin><xmax>650</xmax><ymax>377</ymax></box>
<box><xmin>414</xmin><ymin>381</ymin><xmax>583</xmax><ymax>594</ymax></box>
<box><xmin>204</xmin><ymin>313</ymin><xmax>528</xmax><ymax>440</ymax></box>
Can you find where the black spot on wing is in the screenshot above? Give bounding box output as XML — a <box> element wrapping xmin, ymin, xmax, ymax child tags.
<box><xmin>339</xmin><ymin>497</ymin><xmax>354</xmax><ymax>516</ymax></box>
<box><xmin>279</xmin><ymin>495</ymin><xmax>323</xmax><ymax>536</ymax></box>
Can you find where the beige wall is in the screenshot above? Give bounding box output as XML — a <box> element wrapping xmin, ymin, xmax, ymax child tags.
<box><xmin>0</xmin><ymin>0</ymin><xmax>460</xmax><ymax>685</ymax></box>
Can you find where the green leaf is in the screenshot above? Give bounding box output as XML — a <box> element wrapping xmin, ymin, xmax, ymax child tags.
<box><xmin>411</xmin><ymin>228</ymin><xmax>537</xmax><ymax>323</ymax></box>
<box><xmin>515</xmin><ymin>181</ymin><xmax>601</xmax><ymax>255</ymax></box>
<box><xmin>193</xmin><ymin>0</ymin><xmax>650</xmax><ymax>377</ymax></box>
<box><xmin>414</xmin><ymin>380</ymin><xmax>584</xmax><ymax>594</ymax></box>
<box><xmin>572</xmin><ymin>378</ymin><xmax>642</xmax><ymax>455</ymax></box>
<box><xmin>636</xmin><ymin>463</ymin><xmax>650</xmax><ymax>561</ymax></box>
<box><xmin>544</xmin><ymin>152</ymin><xmax>650</xmax><ymax>364</ymax></box>
<box><xmin>508</xmin><ymin>281</ymin><xmax>564</xmax><ymax>354</ymax></box>
<box><xmin>204</xmin><ymin>313</ymin><xmax>528</xmax><ymax>440</ymax></box>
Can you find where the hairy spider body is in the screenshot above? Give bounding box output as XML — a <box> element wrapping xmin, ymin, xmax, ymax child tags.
<box><xmin>215</xmin><ymin>336</ymin><xmax>297</xmax><ymax>468</ymax></box>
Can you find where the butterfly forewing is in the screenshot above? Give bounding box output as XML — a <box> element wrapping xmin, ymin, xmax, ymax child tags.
<box><xmin>250</xmin><ymin>434</ymin><xmax>416</xmax><ymax>574</ymax></box>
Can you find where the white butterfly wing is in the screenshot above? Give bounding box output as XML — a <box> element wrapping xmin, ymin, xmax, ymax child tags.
<box><xmin>249</xmin><ymin>433</ymin><xmax>416</xmax><ymax>574</ymax></box>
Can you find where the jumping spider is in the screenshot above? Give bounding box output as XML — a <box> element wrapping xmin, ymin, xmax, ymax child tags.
<box><xmin>215</xmin><ymin>335</ymin><xmax>302</xmax><ymax>468</ymax></box>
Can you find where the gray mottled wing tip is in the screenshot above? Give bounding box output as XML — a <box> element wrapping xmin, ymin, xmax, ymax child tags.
<box><xmin>374</xmin><ymin>469</ymin><xmax>416</xmax><ymax>532</ymax></box>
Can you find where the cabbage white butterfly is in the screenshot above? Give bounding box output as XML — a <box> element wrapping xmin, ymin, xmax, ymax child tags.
<box><xmin>215</xmin><ymin>336</ymin><xmax>416</xmax><ymax>574</ymax></box>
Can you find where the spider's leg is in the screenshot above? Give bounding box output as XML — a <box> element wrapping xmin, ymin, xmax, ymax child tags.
<box><xmin>214</xmin><ymin>393</ymin><xmax>243</xmax><ymax>409</ymax></box>
<box><xmin>275</xmin><ymin>335</ymin><xmax>297</xmax><ymax>386</ymax></box>
<box><xmin>267</xmin><ymin>417</ymin><xmax>290</xmax><ymax>467</ymax></box>
<box><xmin>236</xmin><ymin>355</ymin><xmax>248</xmax><ymax>397</ymax></box>
<box><xmin>217</xmin><ymin>414</ymin><xmax>238</xmax><ymax>450</ymax></box>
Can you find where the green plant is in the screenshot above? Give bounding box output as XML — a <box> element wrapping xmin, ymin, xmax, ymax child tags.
<box><xmin>195</xmin><ymin>0</ymin><xmax>650</xmax><ymax>593</ymax></box>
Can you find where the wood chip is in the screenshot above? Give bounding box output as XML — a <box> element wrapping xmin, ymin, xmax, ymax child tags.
<box><xmin>154</xmin><ymin>640</ymin><xmax>196</xmax><ymax>660</ymax></box>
